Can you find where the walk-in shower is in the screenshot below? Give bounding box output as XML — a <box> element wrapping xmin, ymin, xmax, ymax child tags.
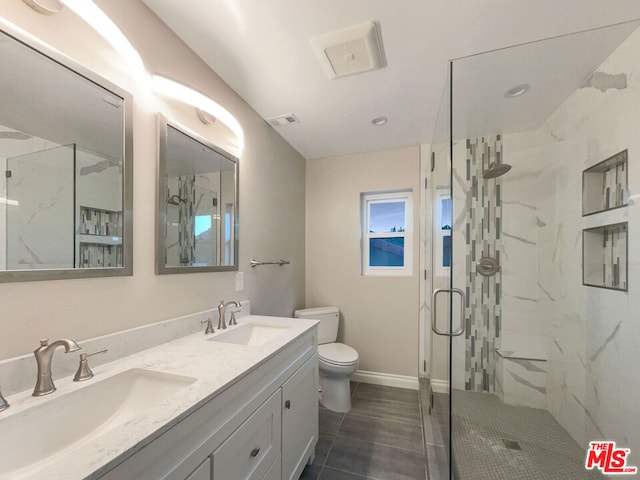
<box><xmin>425</xmin><ymin>18</ymin><xmax>640</xmax><ymax>480</ymax></box>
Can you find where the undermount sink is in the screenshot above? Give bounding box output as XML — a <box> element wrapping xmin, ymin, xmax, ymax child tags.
<box><xmin>210</xmin><ymin>321</ymin><xmax>291</xmax><ymax>346</ymax></box>
<box><xmin>0</xmin><ymin>368</ymin><xmax>196</xmax><ymax>477</ymax></box>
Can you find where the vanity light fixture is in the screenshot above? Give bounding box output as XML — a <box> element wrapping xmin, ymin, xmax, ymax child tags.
<box><xmin>504</xmin><ymin>84</ymin><xmax>530</xmax><ymax>98</ymax></box>
<box><xmin>371</xmin><ymin>116</ymin><xmax>388</xmax><ymax>126</ymax></box>
<box><xmin>57</xmin><ymin>0</ymin><xmax>146</xmax><ymax>77</ymax></box>
<box><xmin>153</xmin><ymin>75</ymin><xmax>245</xmax><ymax>151</ymax></box>
<box><xmin>23</xmin><ymin>0</ymin><xmax>64</xmax><ymax>15</ymax></box>
<box><xmin>196</xmin><ymin>107</ymin><xmax>217</xmax><ymax>125</ymax></box>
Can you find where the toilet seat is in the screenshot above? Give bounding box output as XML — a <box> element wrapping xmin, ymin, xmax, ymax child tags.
<box><xmin>318</xmin><ymin>342</ymin><xmax>359</xmax><ymax>367</ymax></box>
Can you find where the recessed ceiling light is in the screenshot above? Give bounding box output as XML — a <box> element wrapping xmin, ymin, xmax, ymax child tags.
<box><xmin>371</xmin><ymin>116</ymin><xmax>388</xmax><ymax>126</ymax></box>
<box><xmin>505</xmin><ymin>84</ymin><xmax>529</xmax><ymax>98</ymax></box>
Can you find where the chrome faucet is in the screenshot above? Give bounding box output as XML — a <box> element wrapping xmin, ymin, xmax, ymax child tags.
<box><xmin>217</xmin><ymin>300</ymin><xmax>241</xmax><ymax>330</ymax></box>
<box><xmin>33</xmin><ymin>338</ymin><xmax>81</xmax><ymax>396</ymax></box>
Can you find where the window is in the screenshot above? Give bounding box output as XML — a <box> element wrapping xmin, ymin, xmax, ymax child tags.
<box><xmin>435</xmin><ymin>188</ymin><xmax>452</xmax><ymax>275</ymax></box>
<box><xmin>361</xmin><ymin>190</ymin><xmax>413</xmax><ymax>276</ymax></box>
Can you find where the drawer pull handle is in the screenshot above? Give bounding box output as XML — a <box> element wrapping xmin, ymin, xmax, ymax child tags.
<box><xmin>285</xmin><ymin>400</ymin><xmax>291</xmax><ymax>409</ymax></box>
<box><xmin>250</xmin><ymin>447</ymin><xmax>260</xmax><ymax>458</ymax></box>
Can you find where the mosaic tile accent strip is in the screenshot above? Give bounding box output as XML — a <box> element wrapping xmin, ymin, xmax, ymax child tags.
<box><xmin>78</xmin><ymin>243</ymin><xmax>121</xmax><ymax>268</ymax></box>
<box><xmin>583</xmin><ymin>222</ymin><xmax>628</xmax><ymax>290</ymax></box>
<box><xmin>464</xmin><ymin>135</ymin><xmax>503</xmax><ymax>393</ymax></box>
<box><xmin>582</xmin><ymin>149</ymin><xmax>628</xmax><ymax>215</ymax></box>
<box><xmin>78</xmin><ymin>206</ymin><xmax>123</xmax><ymax>268</ymax></box>
<box><xmin>165</xmin><ymin>175</ymin><xmax>196</xmax><ymax>265</ymax></box>
<box><xmin>79</xmin><ymin>206</ymin><xmax>122</xmax><ymax>236</ymax></box>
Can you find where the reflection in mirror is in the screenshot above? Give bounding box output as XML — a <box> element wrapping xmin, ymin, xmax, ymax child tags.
<box><xmin>157</xmin><ymin>118</ymin><xmax>238</xmax><ymax>273</ymax></box>
<box><xmin>0</xmin><ymin>26</ymin><xmax>132</xmax><ymax>282</ymax></box>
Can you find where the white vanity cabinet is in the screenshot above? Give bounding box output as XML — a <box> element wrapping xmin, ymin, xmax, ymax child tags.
<box><xmin>184</xmin><ymin>459</ymin><xmax>210</xmax><ymax>480</ymax></box>
<box><xmin>212</xmin><ymin>389</ymin><xmax>282</xmax><ymax>480</ymax></box>
<box><xmin>281</xmin><ymin>355</ymin><xmax>319</xmax><ymax>480</ymax></box>
<box><xmin>98</xmin><ymin>326</ymin><xmax>318</xmax><ymax>480</ymax></box>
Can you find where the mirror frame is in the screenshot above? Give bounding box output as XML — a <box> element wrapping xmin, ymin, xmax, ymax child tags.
<box><xmin>156</xmin><ymin>115</ymin><xmax>239</xmax><ymax>274</ymax></box>
<box><xmin>0</xmin><ymin>25</ymin><xmax>133</xmax><ymax>283</ymax></box>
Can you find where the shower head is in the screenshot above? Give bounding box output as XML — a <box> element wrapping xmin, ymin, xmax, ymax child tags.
<box><xmin>167</xmin><ymin>194</ymin><xmax>186</xmax><ymax>206</ymax></box>
<box><xmin>483</xmin><ymin>162</ymin><xmax>511</xmax><ymax>179</ymax></box>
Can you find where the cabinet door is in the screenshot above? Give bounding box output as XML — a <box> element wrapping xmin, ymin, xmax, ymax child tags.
<box><xmin>262</xmin><ymin>454</ymin><xmax>281</xmax><ymax>480</ymax></box>
<box><xmin>185</xmin><ymin>458</ymin><xmax>210</xmax><ymax>480</ymax></box>
<box><xmin>213</xmin><ymin>389</ymin><xmax>281</xmax><ymax>480</ymax></box>
<box><xmin>281</xmin><ymin>354</ymin><xmax>319</xmax><ymax>480</ymax></box>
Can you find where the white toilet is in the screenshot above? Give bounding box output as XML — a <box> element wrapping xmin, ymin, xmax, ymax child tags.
<box><xmin>294</xmin><ymin>306</ymin><xmax>359</xmax><ymax>413</ymax></box>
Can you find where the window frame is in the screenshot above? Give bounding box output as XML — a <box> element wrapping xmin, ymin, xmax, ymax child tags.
<box><xmin>361</xmin><ymin>190</ymin><xmax>413</xmax><ymax>277</ymax></box>
<box><xmin>434</xmin><ymin>187</ymin><xmax>452</xmax><ymax>277</ymax></box>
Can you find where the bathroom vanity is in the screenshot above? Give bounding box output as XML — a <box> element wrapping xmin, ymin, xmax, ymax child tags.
<box><xmin>0</xmin><ymin>315</ymin><xmax>318</xmax><ymax>480</ymax></box>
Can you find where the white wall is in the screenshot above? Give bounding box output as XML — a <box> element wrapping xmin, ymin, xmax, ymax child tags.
<box><xmin>0</xmin><ymin>0</ymin><xmax>305</xmax><ymax>361</ymax></box>
<box><xmin>305</xmin><ymin>146</ymin><xmax>420</xmax><ymax>378</ymax></box>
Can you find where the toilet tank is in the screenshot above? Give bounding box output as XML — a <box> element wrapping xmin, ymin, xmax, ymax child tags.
<box><xmin>294</xmin><ymin>306</ymin><xmax>339</xmax><ymax>344</ymax></box>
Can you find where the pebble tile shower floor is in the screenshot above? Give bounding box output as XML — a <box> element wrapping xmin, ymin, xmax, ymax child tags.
<box><xmin>431</xmin><ymin>389</ymin><xmax>606</xmax><ymax>480</ymax></box>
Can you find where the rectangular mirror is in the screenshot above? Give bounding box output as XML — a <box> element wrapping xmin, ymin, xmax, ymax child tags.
<box><xmin>0</xmin><ymin>26</ymin><xmax>133</xmax><ymax>282</ymax></box>
<box><xmin>156</xmin><ymin>117</ymin><xmax>238</xmax><ymax>274</ymax></box>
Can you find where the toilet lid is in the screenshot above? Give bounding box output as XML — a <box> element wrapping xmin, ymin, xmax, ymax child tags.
<box><xmin>318</xmin><ymin>343</ymin><xmax>359</xmax><ymax>366</ymax></box>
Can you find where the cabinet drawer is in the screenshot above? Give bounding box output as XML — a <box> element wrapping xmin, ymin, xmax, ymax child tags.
<box><xmin>213</xmin><ymin>390</ymin><xmax>281</xmax><ymax>480</ymax></box>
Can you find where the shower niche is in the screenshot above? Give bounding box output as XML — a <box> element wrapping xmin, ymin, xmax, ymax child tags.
<box><xmin>583</xmin><ymin>222</ymin><xmax>628</xmax><ymax>291</ymax></box>
<box><xmin>582</xmin><ymin>149</ymin><xmax>628</xmax><ymax>216</ymax></box>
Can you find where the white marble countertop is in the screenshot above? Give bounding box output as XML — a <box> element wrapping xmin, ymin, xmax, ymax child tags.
<box><xmin>0</xmin><ymin>315</ymin><xmax>318</xmax><ymax>480</ymax></box>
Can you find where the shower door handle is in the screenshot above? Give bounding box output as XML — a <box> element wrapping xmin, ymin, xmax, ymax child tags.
<box><xmin>431</xmin><ymin>288</ymin><xmax>466</xmax><ymax>337</ymax></box>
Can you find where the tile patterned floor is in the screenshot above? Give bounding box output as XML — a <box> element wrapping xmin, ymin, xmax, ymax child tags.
<box><xmin>300</xmin><ymin>380</ymin><xmax>602</xmax><ymax>480</ymax></box>
<box><xmin>299</xmin><ymin>382</ymin><xmax>428</xmax><ymax>480</ymax></box>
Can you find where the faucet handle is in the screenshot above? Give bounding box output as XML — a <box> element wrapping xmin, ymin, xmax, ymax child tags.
<box><xmin>0</xmin><ymin>388</ymin><xmax>9</xmax><ymax>412</ymax></box>
<box><xmin>229</xmin><ymin>310</ymin><xmax>238</xmax><ymax>326</ymax></box>
<box><xmin>73</xmin><ymin>348</ymin><xmax>107</xmax><ymax>382</ymax></box>
<box><xmin>202</xmin><ymin>317</ymin><xmax>215</xmax><ymax>335</ymax></box>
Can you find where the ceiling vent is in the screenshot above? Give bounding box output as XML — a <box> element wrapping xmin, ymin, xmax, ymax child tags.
<box><xmin>311</xmin><ymin>21</ymin><xmax>386</xmax><ymax>79</ymax></box>
<box><xmin>267</xmin><ymin>114</ymin><xmax>300</xmax><ymax>127</ymax></box>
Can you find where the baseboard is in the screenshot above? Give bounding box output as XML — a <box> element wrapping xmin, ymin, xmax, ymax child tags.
<box><xmin>430</xmin><ymin>378</ymin><xmax>449</xmax><ymax>394</ymax></box>
<box><xmin>351</xmin><ymin>370</ymin><xmax>419</xmax><ymax>390</ymax></box>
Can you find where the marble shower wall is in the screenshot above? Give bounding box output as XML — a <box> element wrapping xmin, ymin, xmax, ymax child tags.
<box><xmin>6</xmin><ymin>144</ymin><xmax>75</xmax><ymax>269</ymax></box>
<box><xmin>497</xmin><ymin>130</ymin><xmax>554</xmax><ymax>409</ymax></box>
<box><xmin>0</xmin><ymin>127</ymin><xmax>61</xmax><ymax>269</ymax></box>
<box><xmin>500</xmin><ymin>26</ymin><xmax>640</xmax><ymax>455</ymax></box>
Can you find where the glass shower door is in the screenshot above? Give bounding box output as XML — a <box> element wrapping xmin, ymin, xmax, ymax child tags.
<box><xmin>426</xmin><ymin>65</ymin><xmax>455</xmax><ymax>480</ymax></box>
<box><xmin>445</xmin><ymin>19</ymin><xmax>640</xmax><ymax>480</ymax></box>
